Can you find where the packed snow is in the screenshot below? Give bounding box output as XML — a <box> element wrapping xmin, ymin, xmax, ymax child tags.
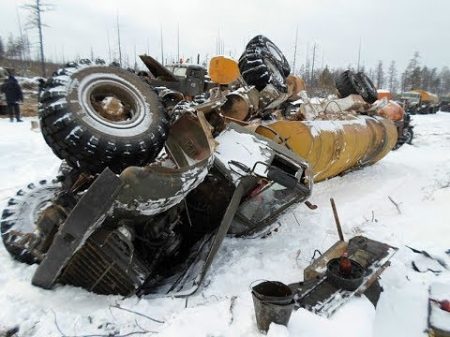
<box><xmin>1</xmin><ymin>113</ymin><xmax>450</xmax><ymax>337</ymax></box>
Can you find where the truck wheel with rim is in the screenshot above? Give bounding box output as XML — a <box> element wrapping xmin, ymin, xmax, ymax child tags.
<box><xmin>335</xmin><ymin>70</ymin><xmax>378</xmax><ymax>104</ymax></box>
<box><xmin>239</xmin><ymin>36</ymin><xmax>289</xmax><ymax>92</ymax></box>
<box><xmin>39</xmin><ymin>62</ymin><xmax>169</xmax><ymax>174</ymax></box>
<box><xmin>1</xmin><ymin>180</ymin><xmax>63</xmax><ymax>264</ymax></box>
<box><xmin>356</xmin><ymin>72</ymin><xmax>378</xmax><ymax>104</ymax></box>
<box><xmin>335</xmin><ymin>70</ymin><xmax>359</xmax><ymax>98</ymax></box>
<box><xmin>242</xmin><ymin>35</ymin><xmax>291</xmax><ymax>77</ymax></box>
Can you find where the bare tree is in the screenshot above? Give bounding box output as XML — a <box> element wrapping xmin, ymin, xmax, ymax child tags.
<box><xmin>438</xmin><ymin>67</ymin><xmax>450</xmax><ymax>95</ymax></box>
<box><xmin>5</xmin><ymin>34</ymin><xmax>26</xmax><ymax>59</ymax></box>
<box><xmin>0</xmin><ymin>36</ymin><xmax>5</xmax><ymax>59</ymax></box>
<box><xmin>116</xmin><ymin>12</ymin><xmax>122</xmax><ymax>67</ymax></box>
<box><xmin>368</xmin><ymin>68</ymin><xmax>375</xmax><ymax>83</ymax></box>
<box><xmin>375</xmin><ymin>60</ymin><xmax>385</xmax><ymax>89</ymax></box>
<box><xmin>404</xmin><ymin>52</ymin><xmax>421</xmax><ymax>90</ymax></box>
<box><xmin>318</xmin><ymin>67</ymin><xmax>335</xmax><ymax>90</ymax></box>
<box><xmin>23</xmin><ymin>0</ymin><xmax>54</xmax><ymax>76</ymax></box>
<box><xmin>387</xmin><ymin>61</ymin><xmax>398</xmax><ymax>93</ymax></box>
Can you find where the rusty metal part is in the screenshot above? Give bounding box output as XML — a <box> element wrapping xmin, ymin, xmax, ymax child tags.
<box><xmin>70</xmin><ymin>173</ymin><xmax>94</xmax><ymax>194</ymax></box>
<box><xmin>290</xmin><ymin>236</ymin><xmax>398</xmax><ymax>317</ymax></box>
<box><xmin>221</xmin><ymin>93</ymin><xmax>250</xmax><ymax>121</ymax></box>
<box><xmin>97</xmin><ymin>96</ymin><xmax>128</xmax><ymax>121</ymax></box>
<box><xmin>286</xmin><ymin>75</ymin><xmax>306</xmax><ymax>101</ymax></box>
<box><xmin>330</xmin><ymin>198</ymin><xmax>344</xmax><ymax>241</ymax></box>
<box><xmin>304</xmin><ymin>200</ymin><xmax>318</xmax><ymax>210</ymax></box>
<box><xmin>376</xmin><ymin>100</ymin><xmax>405</xmax><ymax>122</ymax></box>
<box><xmin>34</xmin><ymin>203</ymin><xmax>69</xmax><ymax>254</ymax></box>
<box><xmin>326</xmin><ymin>258</ymin><xmax>364</xmax><ymax>291</ymax></box>
<box><xmin>304</xmin><ymin>241</ymin><xmax>348</xmax><ymax>281</ymax></box>
<box><xmin>220</xmin><ymin>88</ymin><xmax>260</xmax><ymax>121</ymax></box>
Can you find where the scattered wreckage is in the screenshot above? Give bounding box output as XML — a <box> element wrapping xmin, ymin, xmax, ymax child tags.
<box><xmin>1</xmin><ymin>35</ymin><xmax>400</xmax><ymax>299</ymax></box>
<box><xmin>250</xmin><ymin>235</ymin><xmax>398</xmax><ymax>333</ymax></box>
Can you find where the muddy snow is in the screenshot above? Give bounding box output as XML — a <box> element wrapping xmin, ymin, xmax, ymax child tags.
<box><xmin>1</xmin><ymin>113</ymin><xmax>450</xmax><ymax>336</ymax></box>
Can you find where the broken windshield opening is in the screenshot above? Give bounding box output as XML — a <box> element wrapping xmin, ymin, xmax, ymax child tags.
<box><xmin>238</xmin><ymin>181</ymin><xmax>300</xmax><ymax>224</ymax></box>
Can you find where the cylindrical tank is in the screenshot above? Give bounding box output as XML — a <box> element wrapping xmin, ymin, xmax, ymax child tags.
<box><xmin>256</xmin><ymin>116</ymin><xmax>397</xmax><ymax>182</ymax></box>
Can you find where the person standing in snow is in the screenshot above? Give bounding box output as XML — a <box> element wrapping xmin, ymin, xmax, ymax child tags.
<box><xmin>1</xmin><ymin>71</ymin><xmax>23</xmax><ymax>122</ymax></box>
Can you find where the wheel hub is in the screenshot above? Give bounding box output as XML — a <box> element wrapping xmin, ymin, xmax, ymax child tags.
<box><xmin>78</xmin><ymin>73</ymin><xmax>148</xmax><ymax>129</ymax></box>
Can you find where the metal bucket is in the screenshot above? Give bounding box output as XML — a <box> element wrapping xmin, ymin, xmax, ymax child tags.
<box><xmin>251</xmin><ymin>281</ymin><xmax>294</xmax><ymax>333</ymax></box>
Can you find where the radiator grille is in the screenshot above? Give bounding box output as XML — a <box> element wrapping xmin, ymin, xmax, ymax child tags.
<box><xmin>59</xmin><ymin>228</ymin><xmax>150</xmax><ymax>296</ymax></box>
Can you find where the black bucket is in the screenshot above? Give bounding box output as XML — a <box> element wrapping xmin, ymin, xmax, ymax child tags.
<box><xmin>251</xmin><ymin>281</ymin><xmax>294</xmax><ymax>333</ymax></box>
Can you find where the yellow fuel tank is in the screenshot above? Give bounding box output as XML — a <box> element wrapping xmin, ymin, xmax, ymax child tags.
<box><xmin>256</xmin><ymin>116</ymin><xmax>397</xmax><ymax>182</ymax></box>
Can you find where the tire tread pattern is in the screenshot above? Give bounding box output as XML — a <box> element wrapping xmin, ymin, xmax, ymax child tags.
<box><xmin>39</xmin><ymin>62</ymin><xmax>169</xmax><ymax>173</ymax></box>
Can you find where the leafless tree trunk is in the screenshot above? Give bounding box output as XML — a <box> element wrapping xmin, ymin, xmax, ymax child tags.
<box><xmin>23</xmin><ymin>0</ymin><xmax>54</xmax><ymax>77</ymax></box>
<box><xmin>375</xmin><ymin>60</ymin><xmax>385</xmax><ymax>89</ymax></box>
<box><xmin>387</xmin><ymin>61</ymin><xmax>398</xmax><ymax>94</ymax></box>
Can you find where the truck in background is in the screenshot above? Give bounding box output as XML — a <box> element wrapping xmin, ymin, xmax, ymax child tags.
<box><xmin>439</xmin><ymin>94</ymin><xmax>450</xmax><ymax>112</ymax></box>
<box><xmin>400</xmin><ymin>89</ymin><xmax>439</xmax><ymax>114</ymax></box>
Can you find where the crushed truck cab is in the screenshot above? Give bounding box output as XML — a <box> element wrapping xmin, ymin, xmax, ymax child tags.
<box><xmin>29</xmin><ymin>114</ymin><xmax>311</xmax><ymax>296</ymax></box>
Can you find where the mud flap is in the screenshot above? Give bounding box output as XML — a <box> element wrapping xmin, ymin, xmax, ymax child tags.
<box><xmin>32</xmin><ymin>168</ymin><xmax>123</xmax><ymax>289</ymax></box>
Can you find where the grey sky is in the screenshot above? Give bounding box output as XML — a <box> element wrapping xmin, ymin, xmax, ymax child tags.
<box><xmin>1</xmin><ymin>0</ymin><xmax>449</xmax><ymax>72</ymax></box>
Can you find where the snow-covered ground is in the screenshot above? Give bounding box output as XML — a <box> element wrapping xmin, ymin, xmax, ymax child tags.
<box><xmin>1</xmin><ymin>113</ymin><xmax>450</xmax><ymax>337</ymax></box>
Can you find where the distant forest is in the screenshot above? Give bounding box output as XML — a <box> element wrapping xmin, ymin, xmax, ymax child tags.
<box><xmin>300</xmin><ymin>51</ymin><xmax>450</xmax><ymax>97</ymax></box>
<box><xmin>1</xmin><ymin>33</ymin><xmax>449</xmax><ymax>98</ymax></box>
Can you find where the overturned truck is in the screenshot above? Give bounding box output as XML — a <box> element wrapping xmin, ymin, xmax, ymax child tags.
<box><xmin>1</xmin><ymin>35</ymin><xmax>398</xmax><ymax>296</ymax></box>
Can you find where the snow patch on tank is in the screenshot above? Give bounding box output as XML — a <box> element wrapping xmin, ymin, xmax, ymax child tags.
<box><xmin>306</xmin><ymin>118</ymin><xmax>368</xmax><ymax>138</ymax></box>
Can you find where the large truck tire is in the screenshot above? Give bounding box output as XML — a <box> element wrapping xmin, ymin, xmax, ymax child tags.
<box><xmin>336</xmin><ymin>70</ymin><xmax>378</xmax><ymax>104</ymax></box>
<box><xmin>239</xmin><ymin>35</ymin><xmax>289</xmax><ymax>92</ymax></box>
<box><xmin>355</xmin><ymin>72</ymin><xmax>378</xmax><ymax>104</ymax></box>
<box><xmin>1</xmin><ymin>180</ymin><xmax>62</xmax><ymax>264</ymax></box>
<box><xmin>39</xmin><ymin>63</ymin><xmax>169</xmax><ymax>174</ymax></box>
<box><xmin>335</xmin><ymin>70</ymin><xmax>359</xmax><ymax>98</ymax></box>
<box><xmin>242</xmin><ymin>35</ymin><xmax>291</xmax><ymax>77</ymax></box>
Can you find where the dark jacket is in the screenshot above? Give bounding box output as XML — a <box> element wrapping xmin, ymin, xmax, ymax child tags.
<box><xmin>1</xmin><ymin>76</ymin><xmax>23</xmax><ymax>104</ymax></box>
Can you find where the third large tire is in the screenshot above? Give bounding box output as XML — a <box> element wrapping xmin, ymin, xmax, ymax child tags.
<box><xmin>335</xmin><ymin>70</ymin><xmax>378</xmax><ymax>104</ymax></box>
<box><xmin>335</xmin><ymin>70</ymin><xmax>359</xmax><ymax>98</ymax></box>
<box><xmin>1</xmin><ymin>180</ymin><xmax>62</xmax><ymax>264</ymax></box>
<box><xmin>355</xmin><ymin>72</ymin><xmax>378</xmax><ymax>104</ymax></box>
<box><xmin>39</xmin><ymin>63</ymin><xmax>169</xmax><ymax>174</ymax></box>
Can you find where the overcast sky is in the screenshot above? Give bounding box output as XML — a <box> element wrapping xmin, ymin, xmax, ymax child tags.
<box><xmin>1</xmin><ymin>0</ymin><xmax>449</xmax><ymax>72</ymax></box>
